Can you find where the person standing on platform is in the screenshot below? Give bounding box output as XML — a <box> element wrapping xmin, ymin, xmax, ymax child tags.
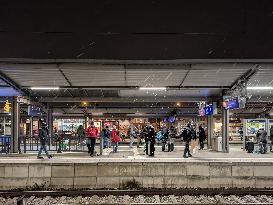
<box><xmin>160</xmin><ymin>123</ymin><xmax>168</xmax><ymax>145</ymax></box>
<box><xmin>270</xmin><ymin>125</ymin><xmax>273</xmax><ymax>152</ymax></box>
<box><xmin>129</xmin><ymin>121</ymin><xmax>135</xmax><ymax>148</ymax></box>
<box><xmin>37</xmin><ymin>122</ymin><xmax>52</xmax><ymax>159</ymax></box>
<box><xmin>86</xmin><ymin>121</ymin><xmax>99</xmax><ymax>157</ymax></box>
<box><xmin>137</xmin><ymin>124</ymin><xmax>142</xmax><ymax>147</ymax></box>
<box><xmin>198</xmin><ymin>125</ymin><xmax>206</xmax><ymax>150</ymax></box>
<box><xmin>102</xmin><ymin>125</ymin><xmax>110</xmax><ymax>148</ymax></box>
<box><xmin>182</xmin><ymin>123</ymin><xmax>193</xmax><ymax>158</ymax></box>
<box><xmin>257</xmin><ymin>128</ymin><xmax>268</xmax><ymax>154</ymax></box>
<box><xmin>143</xmin><ymin>122</ymin><xmax>156</xmax><ymax>157</ymax></box>
<box><xmin>111</xmin><ymin>125</ymin><xmax>120</xmax><ymax>152</ymax></box>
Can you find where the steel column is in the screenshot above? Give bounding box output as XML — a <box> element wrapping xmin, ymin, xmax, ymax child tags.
<box><xmin>222</xmin><ymin>108</ymin><xmax>229</xmax><ymax>153</ymax></box>
<box><xmin>207</xmin><ymin>115</ymin><xmax>213</xmax><ymax>150</ymax></box>
<box><xmin>47</xmin><ymin>106</ymin><xmax>53</xmax><ymax>137</ymax></box>
<box><xmin>11</xmin><ymin>96</ymin><xmax>19</xmax><ymax>153</ymax></box>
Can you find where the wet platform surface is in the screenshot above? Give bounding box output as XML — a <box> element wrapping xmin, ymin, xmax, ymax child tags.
<box><xmin>1</xmin><ymin>144</ymin><xmax>273</xmax><ymax>163</ymax></box>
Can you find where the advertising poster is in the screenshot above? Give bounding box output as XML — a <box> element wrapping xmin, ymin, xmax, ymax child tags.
<box><xmin>246</xmin><ymin>119</ymin><xmax>266</xmax><ymax>135</ymax></box>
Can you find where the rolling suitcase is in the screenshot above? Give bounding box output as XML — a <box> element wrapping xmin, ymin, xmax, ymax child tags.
<box><xmin>246</xmin><ymin>142</ymin><xmax>254</xmax><ymax>153</ymax></box>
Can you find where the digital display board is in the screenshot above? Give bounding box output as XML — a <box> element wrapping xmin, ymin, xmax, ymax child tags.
<box><xmin>223</xmin><ymin>98</ymin><xmax>239</xmax><ymax>110</ymax></box>
<box><xmin>169</xmin><ymin>116</ymin><xmax>175</xmax><ymax>123</ymax></box>
<box><xmin>28</xmin><ymin>105</ymin><xmax>43</xmax><ymax>117</ymax></box>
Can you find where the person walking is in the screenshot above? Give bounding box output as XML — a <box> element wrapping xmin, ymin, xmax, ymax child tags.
<box><xmin>198</xmin><ymin>125</ymin><xmax>206</xmax><ymax>150</ymax></box>
<box><xmin>86</xmin><ymin>121</ymin><xmax>99</xmax><ymax>157</ymax></box>
<box><xmin>111</xmin><ymin>125</ymin><xmax>120</xmax><ymax>153</ymax></box>
<box><xmin>182</xmin><ymin>123</ymin><xmax>193</xmax><ymax>158</ymax></box>
<box><xmin>37</xmin><ymin>122</ymin><xmax>53</xmax><ymax>159</ymax></box>
<box><xmin>76</xmin><ymin>125</ymin><xmax>85</xmax><ymax>148</ymax></box>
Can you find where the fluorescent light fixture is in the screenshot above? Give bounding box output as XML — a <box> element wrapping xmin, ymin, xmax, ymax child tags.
<box><xmin>30</xmin><ymin>87</ymin><xmax>60</xmax><ymax>90</ymax></box>
<box><xmin>247</xmin><ymin>86</ymin><xmax>273</xmax><ymax>90</ymax></box>
<box><xmin>139</xmin><ymin>87</ymin><xmax>166</xmax><ymax>90</ymax></box>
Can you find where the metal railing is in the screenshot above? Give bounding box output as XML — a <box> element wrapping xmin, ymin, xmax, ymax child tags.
<box><xmin>0</xmin><ymin>134</ymin><xmax>141</xmax><ymax>154</ymax></box>
<box><xmin>0</xmin><ymin>135</ymin><xmax>11</xmax><ymax>154</ymax></box>
<box><xmin>19</xmin><ymin>134</ymin><xmax>95</xmax><ymax>153</ymax></box>
<box><xmin>0</xmin><ymin>135</ymin><xmax>104</xmax><ymax>154</ymax></box>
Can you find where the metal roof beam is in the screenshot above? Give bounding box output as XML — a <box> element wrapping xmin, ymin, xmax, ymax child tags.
<box><xmin>39</xmin><ymin>97</ymin><xmax>208</xmax><ymax>103</ymax></box>
<box><xmin>2</xmin><ymin>59</ymin><xmax>273</xmax><ymax>64</ymax></box>
<box><xmin>0</xmin><ymin>70</ymin><xmax>29</xmax><ymax>96</ymax></box>
<box><xmin>22</xmin><ymin>85</ymin><xmax>229</xmax><ymax>90</ymax></box>
<box><xmin>230</xmin><ymin>64</ymin><xmax>260</xmax><ymax>89</ymax></box>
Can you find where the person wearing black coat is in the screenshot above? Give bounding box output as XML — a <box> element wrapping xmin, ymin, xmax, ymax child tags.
<box><xmin>198</xmin><ymin>125</ymin><xmax>206</xmax><ymax>150</ymax></box>
<box><xmin>270</xmin><ymin>126</ymin><xmax>273</xmax><ymax>152</ymax></box>
<box><xmin>143</xmin><ymin>123</ymin><xmax>156</xmax><ymax>157</ymax></box>
<box><xmin>182</xmin><ymin>123</ymin><xmax>193</xmax><ymax>158</ymax></box>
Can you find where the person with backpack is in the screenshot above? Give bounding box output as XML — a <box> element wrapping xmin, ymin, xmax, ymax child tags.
<box><xmin>37</xmin><ymin>122</ymin><xmax>53</xmax><ymax>159</ymax></box>
<box><xmin>76</xmin><ymin>125</ymin><xmax>85</xmax><ymax>148</ymax></box>
<box><xmin>182</xmin><ymin>123</ymin><xmax>193</xmax><ymax>158</ymax></box>
<box><xmin>86</xmin><ymin>121</ymin><xmax>99</xmax><ymax>157</ymax></box>
<box><xmin>111</xmin><ymin>125</ymin><xmax>120</xmax><ymax>153</ymax></box>
<box><xmin>160</xmin><ymin>124</ymin><xmax>168</xmax><ymax>151</ymax></box>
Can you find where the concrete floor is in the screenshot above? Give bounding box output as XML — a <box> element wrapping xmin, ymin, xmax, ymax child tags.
<box><xmin>1</xmin><ymin>144</ymin><xmax>273</xmax><ymax>163</ymax></box>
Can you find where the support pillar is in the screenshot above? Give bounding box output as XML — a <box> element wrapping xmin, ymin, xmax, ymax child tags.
<box><xmin>222</xmin><ymin>108</ymin><xmax>229</xmax><ymax>153</ymax></box>
<box><xmin>207</xmin><ymin>115</ymin><xmax>214</xmax><ymax>149</ymax></box>
<box><xmin>11</xmin><ymin>96</ymin><xmax>19</xmax><ymax>153</ymax></box>
<box><xmin>84</xmin><ymin>116</ymin><xmax>88</xmax><ymax>129</ymax></box>
<box><xmin>29</xmin><ymin>117</ymin><xmax>33</xmax><ymax>137</ymax></box>
<box><xmin>47</xmin><ymin>106</ymin><xmax>53</xmax><ymax>137</ymax></box>
<box><xmin>242</xmin><ymin>119</ymin><xmax>246</xmax><ymax>151</ymax></box>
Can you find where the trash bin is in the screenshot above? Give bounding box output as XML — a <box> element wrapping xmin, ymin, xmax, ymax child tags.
<box><xmin>217</xmin><ymin>137</ymin><xmax>222</xmax><ymax>152</ymax></box>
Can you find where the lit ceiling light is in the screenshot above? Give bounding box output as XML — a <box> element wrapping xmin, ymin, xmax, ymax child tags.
<box><xmin>176</xmin><ymin>102</ymin><xmax>181</xmax><ymax>106</ymax></box>
<box><xmin>247</xmin><ymin>87</ymin><xmax>273</xmax><ymax>90</ymax></box>
<box><xmin>139</xmin><ymin>87</ymin><xmax>166</xmax><ymax>90</ymax></box>
<box><xmin>30</xmin><ymin>87</ymin><xmax>60</xmax><ymax>90</ymax></box>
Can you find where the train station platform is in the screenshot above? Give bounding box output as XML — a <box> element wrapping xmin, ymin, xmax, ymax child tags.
<box><xmin>0</xmin><ymin>145</ymin><xmax>273</xmax><ymax>190</ymax></box>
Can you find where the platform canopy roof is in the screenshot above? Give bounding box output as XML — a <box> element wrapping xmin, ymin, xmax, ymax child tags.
<box><xmin>1</xmin><ymin>63</ymin><xmax>273</xmax><ymax>117</ymax></box>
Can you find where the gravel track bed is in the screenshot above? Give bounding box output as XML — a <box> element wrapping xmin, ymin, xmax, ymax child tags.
<box><xmin>1</xmin><ymin>194</ymin><xmax>273</xmax><ymax>204</ymax></box>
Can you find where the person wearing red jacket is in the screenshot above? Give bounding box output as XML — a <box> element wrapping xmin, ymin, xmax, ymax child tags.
<box><xmin>111</xmin><ymin>125</ymin><xmax>120</xmax><ymax>153</ymax></box>
<box><xmin>86</xmin><ymin>121</ymin><xmax>98</xmax><ymax>157</ymax></box>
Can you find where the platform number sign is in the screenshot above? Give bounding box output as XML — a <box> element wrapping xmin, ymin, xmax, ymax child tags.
<box><xmin>205</xmin><ymin>104</ymin><xmax>213</xmax><ymax>116</ymax></box>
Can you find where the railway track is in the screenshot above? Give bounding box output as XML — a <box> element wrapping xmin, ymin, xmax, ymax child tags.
<box><xmin>0</xmin><ymin>189</ymin><xmax>273</xmax><ymax>205</ymax></box>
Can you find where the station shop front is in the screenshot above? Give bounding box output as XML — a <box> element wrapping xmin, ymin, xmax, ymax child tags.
<box><xmin>52</xmin><ymin>116</ymin><xmax>208</xmax><ymax>139</ymax></box>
